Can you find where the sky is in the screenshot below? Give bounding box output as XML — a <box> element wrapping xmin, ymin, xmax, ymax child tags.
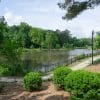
<box><xmin>0</xmin><ymin>0</ymin><xmax>100</xmax><ymax>38</ymax></box>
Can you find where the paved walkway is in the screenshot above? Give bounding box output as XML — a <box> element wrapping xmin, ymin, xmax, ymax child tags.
<box><xmin>71</xmin><ymin>55</ymin><xmax>100</xmax><ymax>71</ymax></box>
<box><xmin>0</xmin><ymin>55</ymin><xmax>100</xmax><ymax>82</ymax></box>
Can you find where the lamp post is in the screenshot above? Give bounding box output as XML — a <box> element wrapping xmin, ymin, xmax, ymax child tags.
<box><xmin>92</xmin><ymin>31</ymin><xmax>94</xmax><ymax>64</ymax></box>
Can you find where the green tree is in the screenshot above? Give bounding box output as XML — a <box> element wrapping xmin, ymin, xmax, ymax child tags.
<box><xmin>76</xmin><ymin>38</ymin><xmax>91</xmax><ymax>48</ymax></box>
<box><xmin>0</xmin><ymin>16</ymin><xmax>7</xmax><ymax>47</ymax></box>
<box><xmin>19</xmin><ymin>22</ymin><xmax>32</xmax><ymax>48</ymax></box>
<box><xmin>1</xmin><ymin>39</ymin><xmax>23</xmax><ymax>76</ymax></box>
<box><xmin>56</xmin><ymin>30</ymin><xmax>71</xmax><ymax>48</ymax></box>
<box><xmin>58</xmin><ymin>0</ymin><xmax>100</xmax><ymax>20</ymax></box>
<box><xmin>29</xmin><ymin>28</ymin><xmax>45</xmax><ymax>48</ymax></box>
<box><xmin>45</xmin><ymin>31</ymin><xmax>58</xmax><ymax>49</ymax></box>
<box><xmin>7</xmin><ymin>25</ymin><xmax>21</xmax><ymax>47</ymax></box>
<box><xmin>95</xmin><ymin>32</ymin><xmax>100</xmax><ymax>48</ymax></box>
<box><xmin>7</xmin><ymin>22</ymin><xmax>32</xmax><ymax>48</ymax></box>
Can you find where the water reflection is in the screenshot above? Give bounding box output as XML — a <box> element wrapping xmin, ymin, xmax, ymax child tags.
<box><xmin>21</xmin><ymin>49</ymin><xmax>94</xmax><ymax>72</ymax></box>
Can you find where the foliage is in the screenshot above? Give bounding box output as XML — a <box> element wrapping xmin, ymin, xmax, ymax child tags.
<box><xmin>95</xmin><ymin>32</ymin><xmax>100</xmax><ymax>49</ymax></box>
<box><xmin>7</xmin><ymin>22</ymin><xmax>32</xmax><ymax>48</ymax></box>
<box><xmin>56</xmin><ymin>29</ymin><xmax>71</xmax><ymax>48</ymax></box>
<box><xmin>0</xmin><ymin>17</ymin><xmax>91</xmax><ymax>50</ymax></box>
<box><xmin>9</xmin><ymin>64</ymin><xmax>25</xmax><ymax>76</ymax></box>
<box><xmin>0</xmin><ymin>64</ymin><xmax>10</xmax><ymax>76</ymax></box>
<box><xmin>0</xmin><ymin>16</ymin><xmax>7</xmax><ymax>47</ymax></box>
<box><xmin>0</xmin><ymin>64</ymin><xmax>25</xmax><ymax>76</ymax></box>
<box><xmin>29</xmin><ymin>28</ymin><xmax>45</xmax><ymax>48</ymax></box>
<box><xmin>0</xmin><ymin>82</ymin><xmax>5</xmax><ymax>93</ymax></box>
<box><xmin>58</xmin><ymin>0</ymin><xmax>100</xmax><ymax>20</ymax></box>
<box><xmin>64</xmin><ymin>70</ymin><xmax>100</xmax><ymax>100</ymax></box>
<box><xmin>23</xmin><ymin>72</ymin><xmax>42</xmax><ymax>91</ymax></box>
<box><xmin>53</xmin><ymin>66</ymin><xmax>72</xmax><ymax>89</ymax></box>
<box><xmin>1</xmin><ymin>39</ymin><xmax>24</xmax><ymax>76</ymax></box>
<box><xmin>45</xmin><ymin>31</ymin><xmax>59</xmax><ymax>49</ymax></box>
<box><xmin>18</xmin><ymin>22</ymin><xmax>32</xmax><ymax>48</ymax></box>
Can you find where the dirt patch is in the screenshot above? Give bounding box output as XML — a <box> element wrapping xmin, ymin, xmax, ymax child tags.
<box><xmin>85</xmin><ymin>64</ymin><xmax>100</xmax><ymax>73</ymax></box>
<box><xmin>0</xmin><ymin>82</ymin><xmax>70</xmax><ymax>100</ymax></box>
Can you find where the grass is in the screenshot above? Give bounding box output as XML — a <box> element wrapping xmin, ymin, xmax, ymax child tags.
<box><xmin>22</xmin><ymin>48</ymin><xmax>73</xmax><ymax>52</ymax></box>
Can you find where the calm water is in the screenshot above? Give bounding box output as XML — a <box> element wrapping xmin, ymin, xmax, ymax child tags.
<box><xmin>22</xmin><ymin>49</ymin><xmax>92</xmax><ymax>72</ymax></box>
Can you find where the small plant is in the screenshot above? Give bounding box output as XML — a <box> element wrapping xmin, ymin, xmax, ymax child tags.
<box><xmin>53</xmin><ymin>66</ymin><xmax>72</xmax><ymax>89</ymax></box>
<box><xmin>64</xmin><ymin>70</ymin><xmax>100</xmax><ymax>100</ymax></box>
<box><xmin>23</xmin><ymin>72</ymin><xmax>42</xmax><ymax>91</ymax></box>
<box><xmin>0</xmin><ymin>64</ymin><xmax>10</xmax><ymax>76</ymax></box>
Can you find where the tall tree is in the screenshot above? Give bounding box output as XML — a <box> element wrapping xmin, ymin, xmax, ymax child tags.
<box><xmin>0</xmin><ymin>16</ymin><xmax>7</xmax><ymax>46</ymax></box>
<box><xmin>56</xmin><ymin>29</ymin><xmax>71</xmax><ymax>47</ymax></box>
<box><xmin>29</xmin><ymin>28</ymin><xmax>45</xmax><ymax>48</ymax></box>
<box><xmin>58</xmin><ymin>0</ymin><xmax>100</xmax><ymax>20</ymax></box>
<box><xmin>1</xmin><ymin>39</ymin><xmax>23</xmax><ymax>76</ymax></box>
<box><xmin>19</xmin><ymin>22</ymin><xmax>32</xmax><ymax>48</ymax></box>
<box><xmin>45</xmin><ymin>31</ymin><xmax>59</xmax><ymax>49</ymax></box>
<box><xmin>7</xmin><ymin>25</ymin><xmax>21</xmax><ymax>47</ymax></box>
<box><xmin>95</xmin><ymin>32</ymin><xmax>100</xmax><ymax>48</ymax></box>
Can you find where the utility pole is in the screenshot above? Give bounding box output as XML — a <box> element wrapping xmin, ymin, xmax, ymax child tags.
<box><xmin>92</xmin><ymin>31</ymin><xmax>94</xmax><ymax>64</ymax></box>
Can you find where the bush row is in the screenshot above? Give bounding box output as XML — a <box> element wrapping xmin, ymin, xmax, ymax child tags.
<box><xmin>0</xmin><ymin>71</ymin><xmax>42</xmax><ymax>92</ymax></box>
<box><xmin>0</xmin><ymin>65</ymin><xmax>100</xmax><ymax>100</ymax></box>
<box><xmin>23</xmin><ymin>66</ymin><xmax>71</xmax><ymax>91</ymax></box>
<box><xmin>53</xmin><ymin>67</ymin><xmax>100</xmax><ymax>100</ymax></box>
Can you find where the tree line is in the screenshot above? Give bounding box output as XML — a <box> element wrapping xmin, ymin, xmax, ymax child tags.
<box><xmin>0</xmin><ymin>16</ymin><xmax>99</xmax><ymax>50</ymax></box>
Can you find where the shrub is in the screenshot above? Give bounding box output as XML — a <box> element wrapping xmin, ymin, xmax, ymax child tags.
<box><xmin>0</xmin><ymin>83</ymin><xmax>5</xmax><ymax>93</ymax></box>
<box><xmin>53</xmin><ymin>66</ymin><xmax>72</xmax><ymax>89</ymax></box>
<box><xmin>0</xmin><ymin>64</ymin><xmax>24</xmax><ymax>76</ymax></box>
<box><xmin>64</xmin><ymin>70</ymin><xmax>100</xmax><ymax>100</ymax></box>
<box><xmin>9</xmin><ymin>64</ymin><xmax>25</xmax><ymax>76</ymax></box>
<box><xmin>0</xmin><ymin>64</ymin><xmax>10</xmax><ymax>76</ymax></box>
<box><xmin>23</xmin><ymin>72</ymin><xmax>42</xmax><ymax>91</ymax></box>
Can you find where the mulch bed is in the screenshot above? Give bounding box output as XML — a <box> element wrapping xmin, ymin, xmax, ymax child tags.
<box><xmin>85</xmin><ymin>64</ymin><xmax>100</xmax><ymax>73</ymax></box>
<box><xmin>0</xmin><ymin>82</ymin><xmax>69</xmax><ymax>100</ymax></box>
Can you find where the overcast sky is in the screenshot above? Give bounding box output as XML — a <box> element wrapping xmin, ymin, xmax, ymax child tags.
<box><xmin>0</xmin><ymin>0</ymin><xmax>100</xmax><ymax>38</ymax></box>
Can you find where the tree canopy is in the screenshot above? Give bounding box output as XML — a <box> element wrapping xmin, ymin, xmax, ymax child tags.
<box><xmin>0</xmin><ymin>16</ymin><xmax>7</xmax><ymax>46</ymax></box>
<box><xmin>0</xmin><ymin>16</ymin><xmax>92</xmax><ymax>49</ymax></box>
<box><xmin>58</xmin><ymin>0</ymin><xmax>100</xmax><ymax>20</ymax></box>
<box><xmin>95</xmin><ymin>32</ymin><xmax>100</xmax><ymax>48</ymax></box>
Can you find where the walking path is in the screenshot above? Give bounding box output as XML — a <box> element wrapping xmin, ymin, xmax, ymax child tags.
<box><xmin>71</xmin><ymin>55</ymin><xmax>100</xmax><ymax>70</ymax></box>
<box><xmin>0</xmin><ymin>55</ymin><xmax>100</xmax><ymax>82</ymax></box>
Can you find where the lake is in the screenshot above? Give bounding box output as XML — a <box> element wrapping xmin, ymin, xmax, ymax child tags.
<box><xmin>22</xmin><ymin>49</ymin><xmax>93</xmax><ymax>72</ymax></box>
